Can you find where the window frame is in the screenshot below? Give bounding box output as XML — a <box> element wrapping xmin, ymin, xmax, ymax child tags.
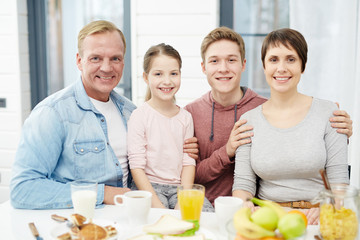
<box><xmin>27</xmin><ymin>0</ymin><xmax>132</xmax><ymax>109</ymax></box>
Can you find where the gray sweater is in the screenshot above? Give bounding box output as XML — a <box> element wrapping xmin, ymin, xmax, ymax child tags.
<box><xmin>233</xmin><ymin>98</ymin><xmax>349</xmax><ymax>202</ymax></box>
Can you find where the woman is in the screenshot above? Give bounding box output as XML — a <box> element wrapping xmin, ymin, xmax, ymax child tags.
<box><xmin>232</xmin><ymin>28</ymin><xmax>349</xmax><ymax>225</ymax></box>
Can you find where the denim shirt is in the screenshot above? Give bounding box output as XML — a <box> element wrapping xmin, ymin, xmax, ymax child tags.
<box><xmin>10</xmin><ymin>79</ymin><xmax>136</xmax><ymax>209</ymax></box>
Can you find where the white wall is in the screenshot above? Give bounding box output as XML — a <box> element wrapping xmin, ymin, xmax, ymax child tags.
<box><xmin>130</xmin><ymin>0</ymin><xmax>218</xmax><ymax>107</ymax></box>
<box><xmin>290</xmin><ymin>0</ymin><xmax>360</xmax><ymax>187</ymax></box>
<box><xmin>351</xmin><ymin>1</ymin><xmax>360</xmax><ymax>188</ymax></box>
<box><xmin>0</xmin><ymin>0</ymin><xmax>30</xmax><ymax>203</ymax></box>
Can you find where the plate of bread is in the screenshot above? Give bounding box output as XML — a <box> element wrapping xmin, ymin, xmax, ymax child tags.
<box><xmin>51</xmin><ymin>214</ymin><xmax>118</xmax><ymax>240</ymax></box>
<box><xmin>127</xmin><ymin>214</ymin><xmax>216</xmax><ymax>240</ymax></box>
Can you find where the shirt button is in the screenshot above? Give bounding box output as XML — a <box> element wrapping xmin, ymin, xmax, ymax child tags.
<box><xmin>94</xmin><ymin>147</ymin><xmax>98</xmax><ymax>151</ymax></box>
<box><xmin>101</xmin><ymin>119</ymin><xmax>105</xmax><ymax>122</ymax></box>
<box><xmin>116</xmin><ymin>163</ymin><xmax>119</xmax><ymax>166</ymax></box>
<box><xmin>80</xmin><ymin>149</ymin><xmax>84</xmax><ymax>152</ymax></box>
<box><xmin>107</xmin><ymin>142</ymin><xmax>109</xmax><ymax>145</ymax></box>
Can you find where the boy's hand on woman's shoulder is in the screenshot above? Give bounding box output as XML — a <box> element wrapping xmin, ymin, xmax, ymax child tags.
<box><xmin>226</xmin><ymin>119</ymin><xmax>254</xmax><ymax>158</ymax></box>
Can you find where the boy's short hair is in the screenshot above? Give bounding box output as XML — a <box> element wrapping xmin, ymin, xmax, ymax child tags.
<box><xmin>78</xmin><ymin>20</ymin><xmax>126</xmax><ymax>56</ymax></box>
<box><xmin>201</xmin><ymin>26</ymin><xmax>246</xmax><ymax>62</ymax></box>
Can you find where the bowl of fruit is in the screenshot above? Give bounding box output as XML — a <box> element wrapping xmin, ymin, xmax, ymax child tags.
<box><xmin>229</xmin><ymin>198</ymin><xmax>307</xmax><ymax>240</ymax></box>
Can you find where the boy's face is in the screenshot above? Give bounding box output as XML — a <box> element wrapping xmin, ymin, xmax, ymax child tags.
<box><xmin>201</xmin><ymin>39</ymin><xmax>246</xmax><ymax>98</ymax></box>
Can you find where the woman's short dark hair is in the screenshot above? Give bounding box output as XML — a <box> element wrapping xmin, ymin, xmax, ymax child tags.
<box><xmin>261</xmin><ymin>28</ymin><xmax>308</xmax><ymax>72</ymax></box>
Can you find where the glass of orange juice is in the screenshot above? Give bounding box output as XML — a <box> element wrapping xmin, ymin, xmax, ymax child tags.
<box><xmin>177</xmin><ymin>184</ymin><xmax>205</xmax><ymax>221</ymax></box>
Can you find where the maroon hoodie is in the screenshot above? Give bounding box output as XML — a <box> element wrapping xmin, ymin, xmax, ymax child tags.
<box><xmin>184</xmin><ymin>87</ymin><xmax>267</xmax><ymax>204</ymax></box>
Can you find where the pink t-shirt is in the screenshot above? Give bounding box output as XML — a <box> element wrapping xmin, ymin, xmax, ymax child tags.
<box><xmin>127</xmin><ymin>102</ymin><xmax>195</xmax><ymax>185</ymax></box>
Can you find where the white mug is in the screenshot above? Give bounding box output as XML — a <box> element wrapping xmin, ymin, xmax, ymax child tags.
<box><xmin>114</xmin><ymin>190</ymin><xmax>152</xmax><ymax>226</ymax></box>
<box><xmin>214</xmin><ymin>196</ymin><xmax>243</xmax><ymax>235</ymax></box>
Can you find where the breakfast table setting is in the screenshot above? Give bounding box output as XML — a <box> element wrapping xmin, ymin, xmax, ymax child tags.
<box><xmin>2</xmin><ymin>179</ymin><xmax>358</xmax><ymax>240</ymax></box>
<box><xmin>0</xmin><ymin>199</ymin><xmax>321</xmax><ymax>240</ymax></box>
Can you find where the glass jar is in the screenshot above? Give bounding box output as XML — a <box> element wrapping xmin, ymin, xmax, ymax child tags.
<box><xmin>317</xmin><ymin>184</ymin><xmax>359</xmax><ymax>240</ymax></box>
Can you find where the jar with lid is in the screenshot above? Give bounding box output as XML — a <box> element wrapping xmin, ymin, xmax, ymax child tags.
<box><xmin>315</xmin><ymin>184</ymin><xmax>359</xmax><ymax>240</ymax></box>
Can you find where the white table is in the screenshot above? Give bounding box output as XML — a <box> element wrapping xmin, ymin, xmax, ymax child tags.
<box><xmin>0</xmin><ymin>201</ymin><xmax>319</xmax><ymax>239</ymax></box>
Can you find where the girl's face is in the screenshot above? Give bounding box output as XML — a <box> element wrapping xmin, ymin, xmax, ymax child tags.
<box><xmin>263</xmin><ymin>43</ymin><xmax>303</xmax><ymax>94</ymax></box>
<box><xmin>144</xmin><ymin>55</ymin><xmax>181</xmax><ymax>102</ymax></box>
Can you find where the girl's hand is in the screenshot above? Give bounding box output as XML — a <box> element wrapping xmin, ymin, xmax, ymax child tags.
<box><xmin>303</xmin><ymin>207</ymin><xmax>320</xmax><ymax>225</ymax></box>
<box><xmin>184</xmin><ymin>137</ymin><xmax>199</xmax><ymax>160</ymax></box>
<box><xmin>152</xmin><ymin>200</ymin><xmax>166</xmax><ymax>209</ymax></box>
<box><xmin>174</xmin><ymin>202</ymin><xmax>180</xmax><ymax>210</ymax></box>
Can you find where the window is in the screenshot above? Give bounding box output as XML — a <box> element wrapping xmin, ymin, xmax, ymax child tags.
<box><xmin>221</xmin><ymin>0</ymin><xmax>289</xmax><ymax>98</ymax></box>
<box><xmin>27</xmin><ymin>0</ymin><xmax>131</xmax><ymax>108</ymax></box>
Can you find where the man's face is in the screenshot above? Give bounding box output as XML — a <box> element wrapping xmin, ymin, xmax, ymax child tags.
<box><xmin>201</xmin><ymin>39</ymin><xmax>246</xmax><ymax>98</ymax></box>
<box><xmin>76</xmin><ymin>31</ymin><xmax>125</xmax><ymax>102</ymax></box>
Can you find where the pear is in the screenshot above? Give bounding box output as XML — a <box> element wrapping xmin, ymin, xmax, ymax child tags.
<box><xmin>250</xmin><ymin>206</ymin><xmax>279</xmax><ymax>231</ymax></box>
<box><xmin>277</xmin><ymin>213</ymin><xmax>306</xmax><ymax>239</ymax></box>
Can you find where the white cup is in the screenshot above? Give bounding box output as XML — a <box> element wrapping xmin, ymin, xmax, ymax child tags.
<box><xmin>114</xmin><ymin>190</ymin><xmax>152</xmax><ymax>226</ymax></box>
<box><xmin>214</xmin><ymin>196</ymin><xmax>243</xmax><ymax>235</ymax></box>
<box><xmin>71</xmin><ymin>180</ymin><xmax>98</xmax><ymax>220</ymax></box>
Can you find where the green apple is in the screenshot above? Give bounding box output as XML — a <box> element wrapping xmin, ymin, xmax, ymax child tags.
<box><xmin>278</xmin><ymin>213</ymin><xmax>306</xmax><ymax>239</ymax></box>
<box><xmin>250</xmin><ymin>206</ymin><xmax>279</xmax><ymax>231</ymax></box>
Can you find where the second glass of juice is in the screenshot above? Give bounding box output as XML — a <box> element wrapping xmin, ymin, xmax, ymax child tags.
<box><xmin>177</xmin><ymin>184</ymin><xmax>205</xmax><ymax>221</ymax></box>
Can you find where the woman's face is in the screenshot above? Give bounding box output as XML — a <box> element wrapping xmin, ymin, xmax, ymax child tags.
<box><xmin>263</xmin><ymin>43</ymin><xmax>303</xmax><ymax>94</ymax></box>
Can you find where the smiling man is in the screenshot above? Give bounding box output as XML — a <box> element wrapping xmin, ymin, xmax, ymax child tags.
<box><xmin>184</xmin><ymin>27</ymin><xmax>353</xmax><ymax>205</ymax></box>
<box><xmin>184</xmin><ymin>27</ymin><xmax>267</xmax><ymax>205</ymax></box>
<box><xmin>10</xmin><ymin>20</ymin><xmax>136</xmax><ymax>209</ymax></box>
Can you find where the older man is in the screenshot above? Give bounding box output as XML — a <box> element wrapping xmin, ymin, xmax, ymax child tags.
<box><xmin>10</xmin><ymin>20</ymin><xmax>135</xmax><ymax>209</ymax></box>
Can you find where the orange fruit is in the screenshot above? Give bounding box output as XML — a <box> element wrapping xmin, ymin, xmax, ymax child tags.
<box><xmin>288</xmin><ymin>210</ymin><xmax>308</xmax><ymax>227</ymax></box>
<box><xmin>235</xmin><ymin>234</ymin><xmax>250</xmax><ymax>240</ymax></box>
<box><xmin>235</xmin><ymin>234</ymin><xmax>258</xmax><ymax>240</ymax></box>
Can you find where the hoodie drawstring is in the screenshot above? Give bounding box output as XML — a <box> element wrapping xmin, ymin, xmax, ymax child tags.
<box><xmin>234</xmin><ymin>105</ymin><xmax>238</xmax><ymax>123</ymax></box>
<box><xmin>209</xmin><ymin>102</ymin><xmax>238</xmax><ymax>142</ymax></box>
<box><xmin>209</xmin><ymin>102</ymin><xmax>215</xmax><ymax>141</ymax></box>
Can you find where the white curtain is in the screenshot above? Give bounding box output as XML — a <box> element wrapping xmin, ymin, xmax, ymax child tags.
<box><xmin>290</xmin><ymin>0</ymin><xmax>360</xmax><ymax>188</ymax></box>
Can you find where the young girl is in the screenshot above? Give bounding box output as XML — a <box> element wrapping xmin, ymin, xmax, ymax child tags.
<box><xmin>127</xmin><ymin>43</ymin><xmax>213</xmax><ymax>210</ymax></box>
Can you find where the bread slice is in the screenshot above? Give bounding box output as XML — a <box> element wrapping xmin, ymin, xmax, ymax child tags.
<box><xmin>70</xmin><ymin>213</ymin><xmax>87</xmax><ymax>226</ymax></box>
<box><xmin>163</xmin><ymin>234</ymin><xmax>205</xmax><ymax>240</ymax></box>
<box><xmin>127</xmin><ymin>234</ymin><xmax>158</xmax><ymax>240</ymax></box>
<box><xmin>77</xmin><ymin>223</ymin><xmax>108</xmax><ymax>240</ymax></box>
<box><xmin>143</xmin><ymin>215</ymin><xmax>194</xmax><ymax>235</ymax></box>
